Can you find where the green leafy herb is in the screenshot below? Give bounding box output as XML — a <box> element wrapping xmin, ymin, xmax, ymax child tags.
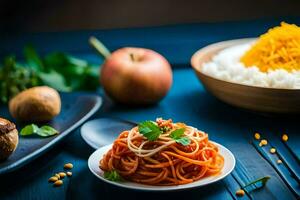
<box><xmin>0</xmin><ymin>56</ymin><xmax>39</xmax><ymax>103</ymax></box>
<box><xmin>242</xmin><ymin>176</ymin><xmax>271</xmax><ymax>189</ymax></box>
<box><xmin>20</xmin><ymin>124</ymin><xmax>39</xmax><ymax>136</ymax></box>
<box><xmin>104</xmin><ymin>170</ymin><xmax>122</xmax><ymax>182</ymax></box>
<box><xmin>36</xmin><ymin>126</ymin><xmax>59</xmax><ymax>137</ymax></box>
<box><xmin>20</xmin><ymin>124</ymin><xmax>59</xmax><ymax>137</ymax></box>
<box><xmin>24</xmin><ymin>45</ymin><xmax>44</xmax><ymax>71</ymax></box>
<box><xmin>170</xmin><ymin>128</ymin><xmax>191</xmax><ymax>146</ymax></box>
<box><xmin>38</xmin><ymin>70</ymin><xmax>71</xmax><ymax>92</ymax></box>
<box><xmin>170</xmin><ymin>128</ymin><xmax>185</xmax><ymax>138</ymax></box>
<box><xmin>174</xmin><ymin>137</ymin><xmax>191</xmax><ymax>146</ymax></box>
<box><xmin>138</xmin><ymin>121</ymin><xmax>162</xmax><ymax>141</ymax></box>
<box><xmin>0</xmin><ymin>44</ymin><xmax>101</xmax><ymax>104</ymax></box>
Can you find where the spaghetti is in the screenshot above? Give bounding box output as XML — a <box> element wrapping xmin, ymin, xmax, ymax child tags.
<box><xmin>100</xmin><ymin>118</ymin><xmax>224</xmax><ymax>186</ymax></box>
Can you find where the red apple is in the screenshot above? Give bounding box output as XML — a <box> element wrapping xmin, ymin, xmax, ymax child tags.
<box><xmin>100</xmin><ymin>47</ymin><xmax>172</xmax><ymax>105</ymax></box>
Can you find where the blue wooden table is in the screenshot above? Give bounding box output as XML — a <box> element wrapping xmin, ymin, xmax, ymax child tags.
<box><xmin>0</xmin><ymin>18</ymin><xmax>300</xmax><ymax>200</ymax></box>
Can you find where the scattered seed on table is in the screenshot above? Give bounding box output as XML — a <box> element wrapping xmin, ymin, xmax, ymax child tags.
<box><xmin>260</xmin><ymin>139</ymin><xmax>268</xmax><ymax>146</ymax></box>
<box><xmin>259</xmin><ymin>142</ymin><xmax>263</xmax><ymax>147</ymax></box>
<box><xmin>55</xmin><ymin>173</ymin><xmax>60</xmax><ymax>179</ymax></box>
<box><xmin>277</xmin><ymin>159</ymin><xmax>282</xmax><ymax>164</ymax></box>
<box><xmin>270</xmin><ymin>148</ymin><xmax>276</xmax><ymax>154</ymax></box>
<box><xmin>64</xmin><ymin>163</ymin><xmax>73</xmax><ymax>169</ymax></box>
<box><xmin>67</xmin><ymin>171</ymin><xmax>72</xmax><ymax>177</ymax></box>
<box><xmin>59</xmin><ymin>172</ymin><xmax>66</xmax><ymax>178</ymax></box>
<box><xmin>254</xmin><ymin>133</ymin><xmax>261</xmax><ymax>140</ymax></box>
<box><xmin>282</xmin><ymin>134</ymin><xmax>288</xmax><ymax>142</ymax></box>
<box><xmin>53</xmin><ymin>180</ymin><xmax>63</xmax><ymax>187</ymax></box>
<box><xmin>48</xmin><ymin>176</ymin><xmax>58</xmax><ymax>182</ymax></box>
<box><xmin>236</xmin><ymin>189</ymin><xmax>245</xmax><ymax>197</ymax></box>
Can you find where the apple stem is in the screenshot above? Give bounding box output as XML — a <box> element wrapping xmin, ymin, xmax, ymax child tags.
<box><xmin>89</xmin><ymin>36</ymin><xmax>111</xmax><ymax>59</ymax></box>
<box><xmin>130</xmin><ymin>53</ymin><xmax>135</xmax><ymax>62</ymax></box>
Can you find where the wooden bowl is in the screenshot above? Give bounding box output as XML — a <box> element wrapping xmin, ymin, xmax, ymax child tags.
<box><xmin>191</xmin><ymin>38</ymin><xmax>300</xmax><ymax>114</ymax></box>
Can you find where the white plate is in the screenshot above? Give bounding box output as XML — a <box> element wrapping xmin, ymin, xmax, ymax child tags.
<box><xmin>88</xmin><ymin>142</ymin><xmax>235</xmax><ymax>191</ymax></box>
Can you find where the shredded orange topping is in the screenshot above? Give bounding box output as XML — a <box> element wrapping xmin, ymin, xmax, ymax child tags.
<box><xmin>241</xmin><ymin>22</ymin><xmax>300</xmax><ymax>72</ymax></box>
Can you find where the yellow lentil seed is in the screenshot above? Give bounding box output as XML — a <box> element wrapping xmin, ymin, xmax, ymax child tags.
<box><xmin>270</xmin><ymin>148</ymin><xmax>276</xmax><ymax>154</ymax></box>
<box><xmin>277</xmin><ymin>159</ymin><xmax>282</xmax><ymax>164</ymax></box>
<box><xmin>55</xmin><ymin>173</ymin><xmax>60</xmax><ymax>179</ymax></box>
<box><xmin>259</xmin><ymin>142</ymin><xmax>263</xmax><ymax>147</ymax></box>
<box><xmin>67</xmin><ymin>171</ymin><xmax>72</xmax><ymax>177</ymax></box>
<box><xmin>53</xmin><ymin>180</ymin><xmax>63</xmax><ymax>187</ymax></box>
<box><xmin>48</xmin><ymin>176</ymin><xmax>58</xmax><ymax>182</ymax></box>
<box><xmin>261</xmin><ymin>139</ymin><xmax>268</xmax><ymax>146</ymax></box>
<box><xmin>236</xmin><ymin>189</ymin><xmax>245</xmax><ymax>197</ymax></box>
<box><xmin>254</xmin><ymin>133</ymin><xmax>261</xmax><ymax>140</ymax></box>
<box><xmin>64</xmin><ymin>163</ymin><xmax>73</xmax><ymax>169</ymax></box>
<box><xmin>282</xmin><ymin>134</ymin><xmax>288</xmax><ymax>142</ymax></box>
<box><xmin>59</xmin><ymin>172</ymin><xmax>66</xmax><ymax>178</ymax></box>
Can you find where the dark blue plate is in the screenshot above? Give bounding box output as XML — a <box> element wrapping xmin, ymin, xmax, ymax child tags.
<box><xmin>0</xmin><ymin>92</ymin><xmax>102</xmax><ymax>175</ymax></box>
<box><xmin>81</xmin><ymin>118</ymin><xmax>136</xmax><ymax>149</ymax></box>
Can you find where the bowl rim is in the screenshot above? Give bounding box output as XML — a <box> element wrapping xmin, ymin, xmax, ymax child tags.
<box><xmin>190</xmin><ymin>38</ymin><xmax>300</xmax><ymax>92</ymax></box>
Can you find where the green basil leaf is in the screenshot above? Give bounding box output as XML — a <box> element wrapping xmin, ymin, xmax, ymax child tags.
<box><xmin>38</xmin><ymin>70</ymin><xmax>71</xmax><ymax>92</ymax></box>
<box><xmin>20</xmin><ymin>124</ymin><xmax>59</xmax><ymax>138</ymax></box>
<box><xmin>138</xmin><ymin>121</ymin><xmax>162</xmax><ymax>141</ymax></box>
<box><xmin>175</xmin><ymin>137</ymin><xmax>191</xmax><ymax>146</ymax></box>
<box><xmin>24</xmin><ymin>45</ymin><xmax>44</xmax><ymax>71</ymax></box>
<box><xmin>36</xmin><ymin>126</ymin><xmax>59</xmax><ymax>137</ymax></box>
<box><xmin>20</xmin><ymin>124</ymin><xmax>39</xmax><ymax>136</ymax></box>
<box><xmin>68</xmin><ymin>56</ymin><xmax>89</xmax><ymax>67</ymax></box>
<box><xmin>170</xmin><ymin>128</ymin><xmax>191</xmax><ymax>146</ymax></box>
<box><xmin>170</xmin><ymin>128</ymin><xmax>185</xmax><ymax>139</ymax></box>
<box><xmin>104</xmin><ymin>170</ymin><xmax>122</xmax><ymax>182</ymax></box>
<box><xmin>44</xmin><ymin>52</ymin><xmax>69</xmax><ymax>68</ymax></box>
<box><xmin>44</xmin><ymin>53</ymin><xmax>86</xmax><ymax>77</ymax></box>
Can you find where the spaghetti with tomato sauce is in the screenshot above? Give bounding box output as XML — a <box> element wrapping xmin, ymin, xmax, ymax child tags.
<box><xmin>100</xmin><ymin>118</ymin><xmax>224</xmax><ymax>186</ymax></box>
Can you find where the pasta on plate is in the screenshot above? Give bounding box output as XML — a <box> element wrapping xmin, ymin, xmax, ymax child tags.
<box><xmin>100</xmin><ymin>118</ymin><xmax>224</xmax><ymax>186</ymax></box>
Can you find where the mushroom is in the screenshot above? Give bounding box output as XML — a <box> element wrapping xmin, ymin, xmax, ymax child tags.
<box><xmin>0</xmin><ymin>118</ymin><xmax>18</xmax><ymax>160</ymax></box>
<box><xmin>9</xmin><ymin>86</ymin><xmax>61</xmax><ymax>122</ymax></box>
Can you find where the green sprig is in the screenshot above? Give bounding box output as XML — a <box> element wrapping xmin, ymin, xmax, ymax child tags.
<box><xmin>0</xmin><ymin>44</ymin><xmax>100</xmax><ymax>104</ymax></box>
<box><xmin>138</xmin><ymin>121</ymin><xmax>162</xmax><ymax>141</ymax></box>
<box><xmin>170</xmin><ymin>128</ymin><xmax>191</xmax><ymax>146</ymax></box>
<box><xmin>20</xmin><ymin>124</ymin><xmax>59</xmax><ymax>137</ymax></box>
<box><xmin>242</xmin><ymin>176</ymin><xmax>271</xmax><ymax>189</ymax></box>
<box><xmin>104</xmin><ymin>170</ymin><xmax>122</xmax><ymax>182</ymax></box>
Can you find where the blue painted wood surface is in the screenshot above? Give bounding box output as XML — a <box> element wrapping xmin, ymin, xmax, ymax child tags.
<box><xmin>0</xmin><ymin>18</ymin><xmax>300</xmax><ymax>200</ymax></box>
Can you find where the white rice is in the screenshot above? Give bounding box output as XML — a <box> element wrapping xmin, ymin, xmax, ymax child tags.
<box><xmin>201</xmin><ymin>43</ymin><xmax>300</xmax><ymax>89</ymax></box>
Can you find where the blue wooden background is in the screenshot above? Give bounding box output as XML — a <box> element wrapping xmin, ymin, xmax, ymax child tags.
<box><xmin>0</xmin><ymin>18</ymin><xmax>300</xmax><ymax>200</ymax></box>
